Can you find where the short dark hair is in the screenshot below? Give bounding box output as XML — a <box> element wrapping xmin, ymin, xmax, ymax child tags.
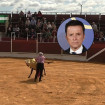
<box><xmin>65</xmin><ymin>20</ymin><xmax>85</xmax><ymax>34</ymax></box>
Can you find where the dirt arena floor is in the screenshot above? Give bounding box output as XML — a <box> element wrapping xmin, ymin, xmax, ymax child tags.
<box><xmin>0</xmin><ymin>58</ymin><xmax>105</xmax><ymax>105</ymax></box>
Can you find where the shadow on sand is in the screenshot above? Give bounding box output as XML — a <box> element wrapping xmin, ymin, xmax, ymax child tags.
<box><xmin>20</xmin><ymin>78</ymin><xmax>39</xmax><ymax>84</ymax></box>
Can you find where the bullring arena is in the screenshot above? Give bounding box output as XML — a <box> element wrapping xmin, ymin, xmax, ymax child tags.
<box><xmin>0</xmin><ymin>53</ymin><xmax>105</xmax><ymax>105</ymax></box>
<box><xmin>1</xmin><ymin>12</ymin><xmax>105</xmax><ymax>105</ymax></box>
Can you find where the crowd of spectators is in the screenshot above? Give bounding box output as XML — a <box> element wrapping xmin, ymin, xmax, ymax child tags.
<box><xmin>6</xmin><ymin>11</ymin><xmax>105</xmax><ymax>42</ymax></box>
<box><xmin>92</xmin><ymin>22</ymin><xmax>105</xmax><ymax>42</ymax></box>
<box><xmin>7</xmin><ymin>11</ymin><xmax>57</xmax><ymax>42</ymax></box>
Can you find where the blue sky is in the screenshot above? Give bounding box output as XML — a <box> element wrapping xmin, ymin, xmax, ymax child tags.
<box><xmin>0</xmin><ymin>0</ymin><xmax>105</xmax><ymax>14</ymax></box>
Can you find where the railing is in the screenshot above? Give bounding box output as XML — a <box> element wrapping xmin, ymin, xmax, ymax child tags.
<box><xmin>11</xmin><ymin>32</ymin><xmax>15</xmax><ymax>52</ymax></box>
<box><xmin>0</xmin><ymin>11</ymin><xmax>104</xmax><ymax>15</ymax></box>
<box><xmin>10</xmin><ymin>32</ymin><xmax>58</xmax><ymax>53</ymax></box>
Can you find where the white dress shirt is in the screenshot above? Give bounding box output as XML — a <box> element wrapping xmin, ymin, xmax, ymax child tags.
<box><xmin>70</xmin><ymin>45</ymin><xmax>83</xmax><ymax>54</ymax></box>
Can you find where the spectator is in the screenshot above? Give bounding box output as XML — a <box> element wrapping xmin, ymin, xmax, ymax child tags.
<box><xmin>32</xmin><ymin>12</ymin><xmax>37</xmax><ymax>20</ymax></box>
<box><xmin>94</xmin><ymin>31</ymin><xmax>99</xmax><ymax>41</ymax></box>
<box><xmin>36</xmin><ymin>19</ymin><xmax>42</xmax><ymax>33</ymax></box>
<box><xmin>51</xmin><ymin>22</ymin><xmax>56</xmax><ymax>31</ymax></box>
<box><xmin>19</xmin><ymin>11</ymin><xmax>25</xmax><ymax>22</ymax></box>
<box><xmin>52</xmin><ymin>27</ymin><xmax>57</xmax><ymax>42</ymax></box>
<box><xmin>13</xmin><ymin>24</ymin><xmax>20</xmax><ymax>38</ymax></box>
<box><xmin>37</xmin><ymin>11</ymin><xmax>43</xmax><ymax>20</ymax></box>
<box><xmin>30</xmin><ymin>17</ymin><xmax>36</xmax><ymax>29</ymax></box>
<box><xmin>43</xmin><ymin>22</ymin><xmax>47</xmax><ymax>30</ymax></box>
<box><xmin>18</xmin><ymin>18</ymin><xmax>25</xmax><ymax>37</ymax></box>
<box><xmin>47</xmin><ymin>22</ymin><xmax>52</xmax><ymax>31</ymax></box>
<box><xmin>25</xmin><ymin>18</ymin><xmax>31</xmax><ymax>28</ymax></box>
<box><xmin>99</xmin><ymin>31</ymin><xmax>105</xmax><ymax>41</ymax></box>
<box><xmin>24</xmin><ymin>27</ymin><xmax>30</xmax><ymax>38</ymax></box>
<box><xmin>43</xmin><ymin>17</ymin><xmax>47</xmax><ymax>24</ymax></box>
<box><xmin>7</xmin><ymin>24</ymin><xmax>13</xmax><ymax>37</ymax></box>
<box><xmin>29</xmin><ymin>29</ymin><xmax>36</xmax><ymax>39</ymax></box>
<box><xmin>45</xmin><ymin>29</ymin><xmax>52</xmax><ymax>42</ymax></box>
<box><xmin>27</xmin><ymin>11</ymin><xmax>32</xmax><ymax>21</ymax></box>
<box><xmin>92</xmin><ymin>22</ymin><xmax>98</xmax><ymax>32</ymax></box>
<box><xmin>41</xmin><ymin>29</ymin><xmax>47</xmax><ymax>42</ymax></box>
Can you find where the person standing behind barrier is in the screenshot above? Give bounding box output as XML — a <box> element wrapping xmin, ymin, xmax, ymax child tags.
<box><xmin>30</xmin><ymin>17</ymin><xmax>36</xmax><ymax>29</ymax></box>
<box><xmin>37</xmin><ymin>11</ymin><xmax>43</xmax><ymax>20</ymax></box>
<box><xmin>92</xmin><ymin>22</ymin><xmax>98</xmax><ymax>33</ymax></box>
<box><xmin>27</xmin><ymin>11</ymin><xmax>32</xmax><ymax>21</ymax></box>
<box><xmin>7</xmin><ymin>24</ymin><xmax>13</xmax><ymax>37</ymax></box>
<box><xmin>34</xmin><ymin>52</ymin><xmax>45</xmax><ymax>82</ymax></box>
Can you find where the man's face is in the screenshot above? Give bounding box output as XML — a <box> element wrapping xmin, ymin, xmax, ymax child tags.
<box><xmin>66</xmin><ymin>25</ymin><xmax>85</xmax><ymax>51</ymax></box>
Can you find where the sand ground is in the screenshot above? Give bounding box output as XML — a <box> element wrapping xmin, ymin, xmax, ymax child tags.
<box><xmin>0</xmin><ymin>58</ymin><xmax>105</xmax><ymax>105</ymax></box>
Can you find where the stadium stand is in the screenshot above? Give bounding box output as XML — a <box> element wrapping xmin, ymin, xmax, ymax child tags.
<box><xmin>85</xmin><ymin>15</ymin><xmax>100</xmax><ymax>24</ymax></box>
<box><xmin>43</xmin><ymin>14</ymin><xmax>55</xmax><ymax>22</ymax></box>
<box><xmin>11</xmin><ymin>13</ymin><xmax>20</xmax><ymax>26</ymax></box>
<box><xmin>71</xmin><ymin>14</ymin><xmax>85</xmax><ymax>19</ymax></box>
<box><xmin>0</xmin><ymin>11</ymin><xmax>105</xmax><ymax>62</ymax></box>
<box><xmin>0</xmin><ymin>23</ymin><xmax>5</xmax><ymax>32</ymax></box>
<box><xmin>56</xmin><ymin>14</ymin><xmax>70</xmax><ymax>27</ymax></box>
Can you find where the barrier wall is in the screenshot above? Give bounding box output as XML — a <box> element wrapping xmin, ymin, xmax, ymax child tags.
<box><xmin>0</xmin><ymin>39</ymin><xmax>61</xmax><ymax>54</ymax></box>
<box><xmin>0</xmin><ymin>39</ymin><xmax>105</xmax><ymax>62</ymax></box>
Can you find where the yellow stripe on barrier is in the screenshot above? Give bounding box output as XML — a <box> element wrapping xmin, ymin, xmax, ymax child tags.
<box><xmin>71</xmin><ymin>17</ymin><xmax>76</xmax><ymax>20</ymax></box>
<box><xmin>70</xmin><ymin>17</ymin><xmax>92</xmax><ymax>29</ymax></box>
<box><xmin>84</xmin><ymin>25</ymin><xmax>92</xmax><ymax>29</ymax></box>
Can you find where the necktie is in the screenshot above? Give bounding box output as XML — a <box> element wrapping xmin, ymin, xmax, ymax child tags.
<box><xmin>72</xmin><ymin>52</ymin><xmax>76</xmax><ymax>55</ymax></box>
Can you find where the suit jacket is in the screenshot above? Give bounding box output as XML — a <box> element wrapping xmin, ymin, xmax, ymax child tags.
<box><xmin>64</xmin><ymin>45</ymin><xmax>87</xmax><ymax>54</ymax></box>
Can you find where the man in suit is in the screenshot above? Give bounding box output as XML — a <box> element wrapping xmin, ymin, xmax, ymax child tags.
<box><xmin>65</xmin><ymin>20</ymin><xmax>87</xmax><ymax>54</ymax></box>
